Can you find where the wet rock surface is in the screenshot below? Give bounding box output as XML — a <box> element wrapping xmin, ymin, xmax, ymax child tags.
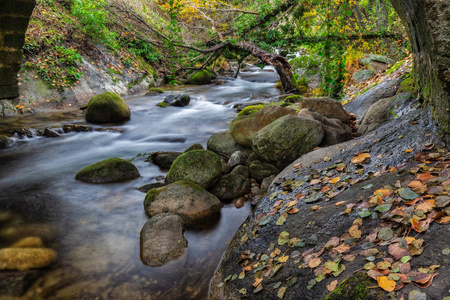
<box><xmin>207</xmin><ymin>131</ymin><xmax>251</xmax><ymax>158</ymax></box>
<box><xmin>301</xmin><ymin>97</ymin><xmax>349</xmax><ymax>123</ymax></box>
<box><xmin>76</xmin><ymin>158</ymin><xmax>140</xmax><ymax>183</ymax></box>
<box><xmin>85</xmin><ymin>92</ymin><xmax>131</xmax><ymax>123</ymax></box>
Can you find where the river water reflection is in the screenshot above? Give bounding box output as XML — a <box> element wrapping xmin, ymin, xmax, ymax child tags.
<box><xmin>0</xmin><ymin>71</ymin><xmax>279</xmax><ymax>299</ymax></box>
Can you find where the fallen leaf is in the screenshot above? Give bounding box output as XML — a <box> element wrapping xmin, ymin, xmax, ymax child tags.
<box><xmin>329</xmin><ymin>177</ymin><xmax>341</xmax><ymax>184</ymax></box>
<box><xmin>287</xmin><ymin>200</ymin><xmax>298</xmax><ymax>208</ymax></box>
<box><xmin>436</xmin><ymin>216</ymin><xmax>450</xmax><ymax>224</ymax></box>
<box><xmin>333</xmin><ymin>243</ymin><xmax>351</xmax><ymax>254</ymax></box>
<box><xmin>335</xmin><ymin>201</ymin><xmax>346</xmax><ymax>206</ymax></box>
<box><xmin>276</xmin><ymin>214</ymin><xmax>287</xmax><ymax>226</ymax></box>
<box><xmin>377</xmin><ymin>276</ymin><xmax>396</xmax><ymax>292</ymax></box>
<box><xmin>349</xmin><ymin>225</ymin><xmax>362</xmax><ymax>238</ymax></box>
<box><xmin>322</xmin><ymin>186</ymin><xmax>332</xmax><ymax>193</ymax></box>
<box><xmin>278</xmin><ymin>231</ymin><xmax>290</xmax><ymax>245</ymax></box>
<box><xmin>411</xmin><ymin>218</ymin><xmax>431</xmax><ymax>232</ymax></box>
<box><xmin>416</xmin><ymin>172</ymin><xmax>435</xmax><ymax>182</ymax></box>
<box><xmin>324</xmin><ymin>237</ymin><xmax>340</xmax><ymax>248</ymax></box>
<box><xmin>413</xmin><ymin>273</ymin><xmax>438</xmax><ymax>288</ymax></box>
<box><xmin>253</xmin><ymin>283</ymin><xmax>263</xmax><ymax>293</ymax></box>
<box><xmin>400</xmin><ymin>188</ymin><xmax>419</xmax><ymax>200</ymax></box>
<box><xmin>367</xmin><ymin>269</ymin><xmax>385</xmax><ymax>280</ymax></box>
<box><xmin>277</xmin><ymin>286</ymin><xmax>287</xmax><ymax>299</ymax></box>
<box><xmin>388</xmin><ymin>243</ymin><xmax>409</xmax><ymax>260</ymax></box>
<box><xmin>310</xmin><ymin>179</ymin><xmax>322</xmax><ymax>185</ymax></box>
<box><xmin>324</xmin><ymin>261</ymin><xmax>339</xmax><ymax>272</ymax></box>
<box><xmin>311</xmin><ymin>205</ymin><xmax>321</xmax><ymax>211</ymax></box>
<box><xmin>288</xmin><ymin>208</ymin><xmax>299</xmax><ymax>214</ymax></box>
<box><xmin>326</xmin><ymin>280</ymin><xmax>338</xmax><ymax>292</ymax></box>
<box><xmin>308</xmin><ymin>257</ymin><xmax>322</xmax><ymax>268</ymax></box>
<box><xmin>278</xmin><ymin>255</ymin><xmax>289</xmax><ymax>263</ymax></box>
<box><xmin>351</xmin><ymin>153</ymin><xmax>371</xmax><ymax>164</ymax></box>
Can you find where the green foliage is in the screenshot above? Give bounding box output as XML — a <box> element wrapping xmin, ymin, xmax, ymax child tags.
<box><xmin>127</xmin><ymin>40</ymin><xmax>162</xmax><ymax>63</ymax></box>
<box><xmin>71</xmin><ymin>0</ymin><xmax>119</xmax><ymax>50</ymax></box>
<box><xmin>237</xmin><ymin>104</ymin><xmax>266</xmax><ymax>117</ymax></box>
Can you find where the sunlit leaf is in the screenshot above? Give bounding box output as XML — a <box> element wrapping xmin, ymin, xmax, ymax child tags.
<box><xmin>351</xmin><ymin>153</ymin><xmax>371</xmax><ymax>164</ymax></box>
<box><xmin>278</xmin><ymin>231</ymin><xmax>290</xmax><ymax>245</ymax></box>
<box><xmin>377</xmin><ymin>276</ymin><xmax>396</xmax><ymax>292</ymax></box>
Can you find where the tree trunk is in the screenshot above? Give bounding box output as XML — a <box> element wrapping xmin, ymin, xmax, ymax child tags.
<box><xmin>390</xmin><ymin>0</ymin><xmax>450</xmax><ymax>141</ymax></box>
<box><xmin>232</xmin><ymin>42</ymin><xmax>299</xmax><ymax>94</ymax></box>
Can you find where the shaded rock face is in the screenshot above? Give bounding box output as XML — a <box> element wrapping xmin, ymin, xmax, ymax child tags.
<box><xmin>207</xmin><ymin>131</ymin><xmax>251</xmax><ymax>158</ymax></box>
<box><xmin>298</xmin><ymin>108</ymin><xmax>352</xmax><ymax>146</ymax></box>
<box><xmin>150</xmin><ymin>151</ymin><xmax>182</xmax><ymax>170</ymax></box>
<box><xmin>140</xmin><ymin>213</ymin><xmax>187</xmax><ymax>267</ymax></box>
<box><xmin>358</xmin><ymin>92</ymin><xmax>415</xmax><ymax>135</ymax></box>
<box><xmin>165</xmin><ymin>150</ymin><xmax>223</xmax><ymax>189</ymax></box>
<box><xmin>352</xmin><ymin>69</ymin><xmax>374</xmax><ymax>82</ymax></box>
<box><xmin>187</xmin><ymin>70</ymin><xmax>211</xmax><ymax>85</ymax></box>
<box><xmin>249</xmin><ymin>160</ymin><xmax>280</xmax><ymax>183</ymax></box>
<box><xmin>230</xmin><ymin>106</ymin><xmax>295</xmax><ymax>147</ymax></box>
<box><xmin>163</xmin><ymin>93</ymin><xmax>190</xmax><ymax>107</ymax></box>
<box><xmin>0</xmin><ymin>135</ymin><xmax>12</xmax><ymax>149</ymax></box>
<box><xmin>144</xmin><ymin>181</ymin><xmax>223</xmax><ymax>225</ymax></box>
<box><xmin>301</xmin><ymin>97</ymin><xmax>349</xmax><ymax>123</ymax></box>
<box><xmin>209</xmin><ymin>172</ymin><xmax>250</xmax><ymax>201</ymax></box>
<box><xmin>360</xmin><ymin>54</ymin><xmax>394</xmax><ymax>73</ymax></box>
<box><xmin>85</xmin><ymin>92</ymin><xmax>131</xmax><ymax>123</ymax></box>
<box><xmin>0</xmin><ymin>248</ymin><xmax>57</xmax><ymax>271</ymax></box>
<box><xmin>252</xmin><ymin>115</ymin><xmax>324</xmax><ymax>169</ymax></box>
<box><xmin>0</xmin><ymin>270</ymin><xmax>41</xmax><ymax>297</ymax></box>
<box><xmin>76</xmin><ymin>158</ymin><xmax>140</xmax><ymax>183</ymax></box>
<box><xmin>344</xmin><ymin>77</ymin><xmax>403</xmax><ymax>121</ymax></box>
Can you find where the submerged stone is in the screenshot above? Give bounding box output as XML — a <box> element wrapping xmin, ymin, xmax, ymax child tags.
<box><xmin>0</xmin><ymin>248</ymin><xmax>57</xmax><ymax>271</ymax></box>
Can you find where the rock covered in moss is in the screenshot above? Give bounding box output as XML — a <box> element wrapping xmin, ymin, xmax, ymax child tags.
<box><xmin>147</xmin><ymin>87</ymin><xmax>164</xmax><ymax>96</ymax></box>
<box><xmin>140</xmin><ymin>213</ymin><xmax>187</xmax><ymax>266</ymax></box>
<box><xmin>230</xmin><ymin>106</ymin><xmax>295</xmax><ymax>147</ymax></box>
<box><xmin>144</xmin><ymin>181</ymin><xmax>223</xmax><ymax>225</ymax></box>
<box><xmin>249</xmin><ymin>160</ymin><xmax>280</xmax><ymax>183</ymax></box>
<box><xmin>284</xmin><ymin>95</ymin><xmax>303</xmax><ymax>103</ymax></box>
<box><xmin>76</xmin><ymin>158</ymin><xmax>140</xmax><ymax>183</ymax></box>
<box><xmin>184</xmin><ymin>143</ymin><xmax>204</xmax><ymax>152</ymax></box>
<box><xmin>252</xmin><ymin>115</ymin><xmax>324</xmax><ymax>169</ymax></box>
<box><xmin>187</xmin><ymin>70</ymin><xmax>211</xmax><ymax>85</ymax></box>
<box><xmin>325</xmin><ymin>272</ymin><xmax>379</xmax><ymax>300</ymax></box>
<box><xmin>207</xmin><ymin>131</ymin><xmax>251</xmax><ymax>158</ymax></box>
<box><xmin>165</xmin><ymin>150</ymin><xmax>222</xmax><ymax>189</ymax></box>
<box><xmin>163</xmin><ymin>93</ymin><xmax>190</xmax><ymax>107</ymax></box>
<box><xmin>0</xmin><ymin>135</ymin><xmax>12</xmax><ymax>149</ymax></box>
<box><xmin>237</xmin><ymin>104</ymin><xmax>266</xmax><ymax>117</ymax></box>
<box><xmin>0</xmin><ymin>248</ymin><xmax>57</xmax><ymax>271</ymax></box>
<box><xmin>209</xmin><ymin>171</ymin><xmax>250</xmax><ymax>200</ymax></box>
<box><xmin>85</xmin><ymin>92</ymin><xmax>131</xmax><ymax>123</ymax></box>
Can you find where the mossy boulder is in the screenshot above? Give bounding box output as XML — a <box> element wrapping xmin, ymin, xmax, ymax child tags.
<box><xmin>252</xmin><ymin>115</ymin><xmax>324</xmax><ymax>169</ymax></box>
<box><xmin>165</xmin><ymin>150</ymin><xmax>222</xmax><ymax>189</ymax></box>
<box><xmin>249</xmin><ymin>160</ymin><xmax>280</xmax><ymax>183</ymax></box>
<box><xmin>301</xmin><ymin>97</ymin><xmax>349</xmax><ymax>123</ymax></box>
<box><xmin>144</xmin><ymin>181</ymin><xmax>223</xmax><ymax>225</ymax></box>
<box><xmin>237</xmin><ymin>105</ymin><xmax>266</xmax><ymax>117</ymax></box>
<box><xmin>284</xmin><ymin>95</ymin><xmax>303</xmax><ymax>103</ymax></box>
<box><xmin>156</xmin><ymin>102</ymin><xmax>167</xmax><ymax>108</ymax></box>
<box><xmin>187</xmin><ymin>70</ymin><xmax>211</xmax><ymax>85</ymax></box>
<box><xmin>85</xmin><ymin>92</ymin><xmax>131</xmax><ymax>123</ymax></box>
<box><xmin>352</xmin><ymin>69</ymin><xmax>375</xmax><ymax>82</ymax></box>
<box><xmin>184</xmin><ymin>143</ymin><xmax>204</xmax><ymax>152</ymax></box>
<box><xmin>207</xmin><ymin>131</ymin><xmax>251</xmax><ymax>158</ymax></box>
<box><xmin>0</xmin><ymin>135</ymin><xmax>12</xmax><ymax>149</ymax></box>
<box><xmin>397</xmin><ymin>76</ymin><xmax>417</xmax><ymax>95</ymax></box>
<box><xmin>230</xmin><ymin>106</ymin><xmax>295</xmax><ymax>147</ymax></box>
<box><xmin>209</xmin><ymin>172</ymin><xmax>250</xmax><ymax>200</ymax></box>
<box><xmin>0</xmin><ymin>248</ymin><xmax>57</xmax><ymax>271</ymax></box>
<box><xmin>76</xmin><ymin>158</ymin><xmax>140</xmax><ymax>183</ymax></box>
<box><xmin>147</xmin><ymin>88</ymin><xmax>164</xmax><ymax>96</ymax></box>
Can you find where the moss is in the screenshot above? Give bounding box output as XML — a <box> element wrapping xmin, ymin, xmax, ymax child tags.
<box><xmin>0</xmin><ymin>135</ymin><xmax>11</xmax><ymax>148</ymax></box>
<box><xmin>157</xmin><ymin>102</ymin><xmax>168</xmax><ymax>108</ymax></box>
<box><xmin>85</xmin><ymin>92</ymin><xmax>130</xmax><ymax>123</ymax></box>
<box><xmin>397</xmin><ymin>76</ymin><xmax>417</xmax><ymax>95</ymax></box>
<box><xmin>149</xmin><ymin>88</ymin><xmax>164</xmax><ymax>94</ymax></box>
<box><xmin>237</xmin><ymin>105</ymin><xmax>267</xmax><ymax>117</ymax></box>
<box><xmin>275</xmin><ymin>81</ymin><xmax>283</xmax><ymax>89</ymax></box>
<box><xmin>284</xmin><ymin>95</ymin><xmax>303</xmax><ymax>103</ymax></box>
<box><xmin>144</xmin><ymin>186</ymin><xmax>168</xmax><ymax>206</ymax></box>
<box><xmin>324</xmin><ymin>273</ymin><xmax>374</xmax><ymax>300</ymax></box>
<box><xmin>76</xmin><ymin>157</ymin><xmax>140</xmax><ymax>183</ymax></box>
<box><xmin>175</xmin><ymin>180</ymin><xmax>205</xmax><ymax>192</ymax></box>
<box><xmin>187</xmin><ymin>69</ymin><xmax>211</xmax><ymax>85</ymax></box>
<box><xmin>385</xmin><ymin>60</ymin><xmax>404</xmax><ymax>75</ymax></box>
<box><xmin>184</xmin><ymin>143</ymin><xmax>204</xmax><ymax>152</ymax></box>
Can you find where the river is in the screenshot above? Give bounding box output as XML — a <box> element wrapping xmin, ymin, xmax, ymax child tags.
<box><xmin>0</xmin><ymin>69</ymin><xmax>279</xmax><ymax>299</ymax></box>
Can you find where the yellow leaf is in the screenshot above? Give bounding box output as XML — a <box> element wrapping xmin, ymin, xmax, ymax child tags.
<box><xmin>329</xmin><ymin>177</ymin><xmax>340</xmax><ymax>184</ymax></box>
<box><xmin>335</xmin><ymin>201</ymin><xmax>346</xmax><ymax>206</ymax></box>
<box><xmin>351</xmin><ymin>153</ymin><xmax>371</xmax><ymax>164</ymax></box>
<box><xmin>376</xmin><ymin>276</ymin><xmax>396</xmax><ymax>292</ymax></box>
<box><xmin>287</xmin><ymin>200</ymin><xmax>298</xmax><ymax>208</ymax></box>
<box><xmin>349</xmin><ymin>225</ymin><xmax>361</xmax><ymax>238</ymax></box>
<box><xmin>278</xmin><ymin>255</ymin><xmax>289</xmax><ymax>263</ymax></box>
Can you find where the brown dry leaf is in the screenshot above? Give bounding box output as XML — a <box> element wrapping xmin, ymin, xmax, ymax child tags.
<box><xmin>311</xmin><ymin>205</ymin><xmax>321</xmax><ymax>211</ymax></box>
<box><xmin>388</xmin><ymin>243</ymin><xmax>410</xmax><ymax>260</ymax></box>
<box><xmin>288</xmin><ymin>208</ymin><xmax>300</xmax><ymax>214</ymax></box>
<box><xmin>377</xmin><ymin>276</ymin><xmax>396</xmax><ymax>292</ymax></box>
<box><xmin>416</xmin><ymin>201</ymin><xmax>434</xmax><ymax>213</ymax></box>
<box><xmin>373</xmin><ymin>189</ymin><xmax>393</xmax><ymax>197</ymax></box>
<box><xmin>327</xmin><ymin>280</ymin><xmax>338</xmax><ymax>292</ymax></box>
<box><xmin>349</xmin><ymin>225</ymin><xmax>362</xmax><ymax>238</ymax></box>
<box><xmin>390</xmin><ymin>167</ymin><xmax>398</xmax><ymax>172</ymax></box>
<box><xmin>310</xmin><ymin>179</ymin><xmax>322</xmax><ymax>185</ymax></box>
<box><xmin>308</xmin><ymin>257</ymin><xmax>322</xmax><ymax>268</ymax></box>
<box><xmin>287</xmin><ymin>200</ymin><xmax>298</xmax><ymax>208</ymax></box>
<box><xmin>353</xmin><ymin>218</ymin><xmax>363</xmax><ymax>226</ymax></box>
<box><xmin>436</xmin><ymin>216</ymin><xmax>450</xmax><ymax>224</ymax></box>
<box><xmin>408</xmin><ymin>180</ymin><xmax>428</xmax><ymax>194</ymax></box>
<box><xmin>391</xmin><ymin>206</ymin><xmax>407</xmax><ymax>215</ymax></box>
<box><xmin>253</xmin><ymin>278</ymin><xmax>263</xmax><ymax>287</ymax></box>
<box><xmin>411</xmin><ymin>218</ymin><xmax>431</xmax><ymax>232</ymax></box>
<box><xmin>414</xmin><ymin>273</ymin><xmax>438</xmax><ymax>288</ymax></box>
<box><xmin>273</xmin><ymin>200</ymin><xmax>283</xmax><ymax>207</ymax></box>
<box><xmin>329</xmin><ymin>177</ymin><xmax>341</xmax><ymax>184</ymax></box>
<box><xmin>343</xmin><ymin>254</ymin><xmax>356</xmax><ymax>261</ymax></box>
<box><xmin>296</xmin><ymin>194</ymin><xmax>306</xmax><ymax>200</ymax></box>
<box><xmin>324</xmin><ymin>237</ymin><xmax>340</xmax><ymax>248</ymax></box>
<box><xmin>254</xmin><ymin>283</ymin><xmax>263</xmax><ymax>293</ymax></box>
<box><xmin>367</xmin><ymin>269</ymin><xmax>386</xmax><ymax>280</ymax></box>
<box><xmin>351</xmin><ymin>153</ymin><xmax>371</xmax><ymax>164</ymax></box>
<box><xmin>416</xmin><ymin>172</ymin><xmax>435</xmax><ymax>182</ymax></box>
<box><xmin>333</xmin><ymin>243</ymin><xmax>351</xmax><ymax>254</ymax></box>
<box><xmin>335</xmin><ymin>201</ymin><xmax>346</xmax><ymax>206</ymax></box>
<box><xmin>322</xmin><ymin>186</ymin><xmax>332</xmax><ymax>193</ymax></box>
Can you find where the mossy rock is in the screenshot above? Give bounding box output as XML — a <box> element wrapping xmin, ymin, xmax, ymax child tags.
<box><xmin>156</xmin><ymin>102</ymin><xmax>168</xmax><ymax>108</ymax></box>
<box><xmin>0</xmin><ymin>248</ymin><xmax>57</xmax><ymax>271</ymax></box>
<box><xmin>237</xmin><ymin>104</ymin><xmax>267</xmax><ymax>117</ymax></box>
<box><xmin>0</xmin><ymin>135</ymin><xmax>12</xmax><ymax>149</ymax></box>
<box><xmin>397</xmin><ymin>76</ymin><xmax>417</xmax><ymax>95</ymax></box>
<box><xmin>284</xmin><ymin>95</ymin><xmax>303</xmax><ymax>103</ymax></box>
<box><xmin>325</xmin><ymin>272</ymin><xmax>382</xmax><ymax>300</ymax></box>
<box><xmin>85</xmin><ymin>92</ymin><xmax>131</xmax><ymax>123</ymax></box>
<box><xmin>165</xmin><ymin>150</ymin><xmax>222</xmax><ymax>189</ymax></box>
<box><xmin>209</xmin><ymin>173</ymin><xmax>250</xmax><ymax>200</ymax></box>
<box><xmin>249</xmin><ymin>160</ymin><xmax>280</xmax><ymax>183</ymax></box>
<box><xmin>150</xmin><ymin>87</ymin><xmax>164</xmax><ymax>93</ymax></box>
<box><xmin>184</xmin><ymin>143</ymin><xmax>204</xmax><ymax>152</ymax></box>
<box><xmin>207</xmin><ymin>131</ymin><xmax>252</xmax><ymax>158</ymax></box>
<box><xmin>150</xmin><ymin>152</ymin><xmax>182</xmax><ymax>170</ymax></box>
<box><xmin>187</xmin><ymin>70</ymin><xmax>212</xmax><ymax>85</ymax></box>
<box><xmin>76</xmin><ymin>158</ymin><xmax>140</xmax><ymax>183</ymax></box>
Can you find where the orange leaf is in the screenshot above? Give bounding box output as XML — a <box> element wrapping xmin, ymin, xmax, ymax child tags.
<box><xmin>351</xmin><ymin>153</ymin><xmax>371</xmax><ymax>164</ymax></box>
<box><xmin>288</xmin><ymin>208</ymin><xmax>299</xmax><ymax>214</ymax></box>
<box><xmin>416</xmin><ymin>172</ymin><xmax>435</xmax><ymax>182</ymax></box>
<box><xmin>287</xmin><ymin>200</ymin><xmax>298</xmax><ymax>208</ymax></box>
<box><xmin>411</xmin><ymin>218</ymin><xmax>431</xmax><ymax>232</ymax></box>
<box><xmin>436</xmin><ymin>216</ymin><xmax>450</xmax><ymax>224</ymax></box>
<box><xmin>327</xmin><ymin>280</ymin><xmax>338</xmax><ymax>292</ymax></box>
<box><xmin>322</xmin><ymin>186</ymin><xmax>332</xmax><ymax>193</ymax></box>
<box><xmin>389</xmin><ymin>167</ymin><xmax>398</xmax><ymax>172</ymax></box>
<box><xmin>329</xmin><ymin>177</ymin><xmax>340</xmax><ymax>184</ymax></box>
<box><xmin>373</xmin><ymin>189</ymin><xmax>392</xmax><ymax>197</ymax></box>
<box><xmin>335</xmin><ymin>201</ymin><xmax>346</xmax><ymax>206</ymax></box>
<box><xmin>414</xmin><ymin>273</ymin><xmax>438</xmax><ymax>288</ymax></box>
<box><xmin>310</xmin><ymin>179</ymin><xmax>322</xmax><ymax>185</ymax></box>
<box><xmin>377</xmin><ymin>276</ymin><xmax>396</xmax><ymax>292</ymax></box>
<box><xmin>253</xmin><ymin>278</ymin><xmax>263</xmax><ymax>287</ymax></box>
<box><xmin>415</xmin><ymin>201</ymin><xmax>434</xmax><ymax>213</ymax></box>
<box><xmin>296</xmin><ymin>193</ymin><xmax>305</xmax><ymax>200</ymax></box>
<box><xmin>308</xmin><ymin>257</ymin><xmax>322</xmax><ymax>268</ymax></box>
<box><xmin>333</xmin><ymin>243</ymin><xmax>351</xmax><ymax>254</ymax></box>
<box><xmin>349</xmin><ymin>225</ymin><xmax>361</xmax><ymax>238</ymax></box>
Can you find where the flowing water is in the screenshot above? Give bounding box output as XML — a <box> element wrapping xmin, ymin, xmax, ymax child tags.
<box><xmin>0</xmin><ymin>70</ymin><xmax>279</xmax><ymax>299</ymax></box>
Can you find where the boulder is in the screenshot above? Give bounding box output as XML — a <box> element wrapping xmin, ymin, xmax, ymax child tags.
<box><xmin>163</xmin><ymin>93</ymin><xmax>190</xmax><ymax>107</ymax></box>
<box><xmin>43</xmin><ymin>127</ymin><xmax>62</xmax><ymax>138</ymax></box>
<box><xmin>137</xmin><ymin>182</ymin><xmax>166</xmax><ymax>193</ymax></box>
<box><xmin>184</xmin><ymin>143</ymin><xmax>204</xmax><ymax>152</ymax></box>
<box><xmin>85</xmin><ymin>92</ymin><xmax>131</xmax><ymax>123</ymax></box>
<box><xmin>230</xmin><ymin>106</ymin><xmax>295</xmax><ymax>147</ymax></box>
<box><xmin>227</xmin><ymin>151</ymin><xmax>248</xmax><ymax>169</ymax></box>
<box><xmin>249</xmin><ymin>160</ymin><xmax>280</xmax><ymax>183</ymax></box>
<box><xmin>358</xmin><ymin>92</ymin><xmax>415</xmax><ymax>135</ymax></box>
<box><xmin>76</xmin><ymin>158</ymin><xmax>140</xmax><ymax>183</ymax></box>
<box><xmin>186</xmin><ymin>70</ymin><xmax>211</xmax><ymax>85</ymax></box>
<box><xmin>360</xmin><ymin>54</ymin><xmax>394</xmax><ymax>73</ymax></box>
<box><xmin>150</xmin><ymin>151</ymin><xmax>182</xmax><ymax>170</ymax></box>
<box><xmin>301</xmin><ymin>97</ymin><xmax>349</xmax><ymax>123</ymax></box>
<box><xmin>352</xmin><ymin>69</ymin><xmax>375</xmax><ymax>82</ymax></box>
<box><xmin>207</xmin><ymin>131</ymin><xmax>251</xmax><ymax>158</ymax></box>
<box><xmin>140</xmin><ymin>213</ymin><xmax>187</xmax><ymax>267</ymax></box>
<box><xmin>144</xmin><ymin>181</ymin><xmax>223</xmax><ymax>225</ymax></box>
<box><xmin>62</xmin><ymin>124</ymin><xmax>92</xmax><ymax>133</ymax></box>
<box><xmin>298</xmin><ymin>108</ymin><xmax>352</xmax><ymax>146</ymax></box>
<box><xmin>165</xmin><ymin>150</ymin><xmax>222</xmax><ymax>189</ymax></box>
<box><xmin>231</xmin><ymin>165</ymin><xmax>250</xmax><ymax>179</ymax></box>
<box><xmin>209</xmin><ymin>172</ymin><xmax>250</xmax><ymax>200</ymax></box>
<box><xmin>252</xmin><ymin>115</ymin><xmax>324</xmax><ymax>169</ymax></box>
<box><xmin>10</xmin><ymin>237</ymin><xmax>44</xmax><ymax>249</ymax></box>
<box><xmin>0</xmin><ymin>135</ymin><xmax>12</xmax><ymax>149</ymax></box>
<box><xmin>0</xmin><ymin>248</ymin><xmax>57</xmax><ymax>271</ymax></box>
